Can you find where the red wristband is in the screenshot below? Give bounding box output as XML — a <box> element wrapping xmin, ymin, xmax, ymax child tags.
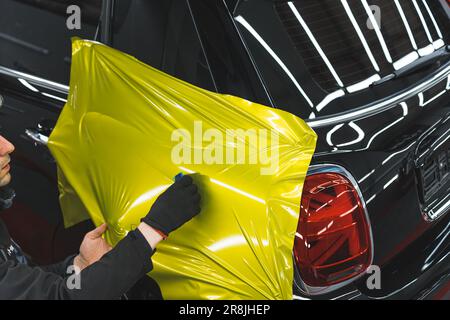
<box><xmin>153</xmin><ymin>228</ymin><xmax>168</xmax><ymax>240</ymax></box>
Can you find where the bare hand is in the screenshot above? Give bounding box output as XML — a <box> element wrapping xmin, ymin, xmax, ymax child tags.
<box><xmin>74</xmin><ymin>223</ymin><xmax>112</xmax><ymax>271</ymax></box>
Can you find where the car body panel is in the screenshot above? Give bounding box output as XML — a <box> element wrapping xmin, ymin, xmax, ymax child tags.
<box><xmin>47</xmin><ymin>39</ymin><xmax>316</xmax><ymax>299</ymax></box>
<box><xmin>0</xmin><ymin>0</ymin><xmax>449</xmax><ymax>299</ymax></box>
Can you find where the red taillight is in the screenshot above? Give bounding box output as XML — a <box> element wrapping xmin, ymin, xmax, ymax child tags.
<box><xmin>294</xmin><ymin>170</ymin><xmax>372</xmax><ymax>289</ymax></box>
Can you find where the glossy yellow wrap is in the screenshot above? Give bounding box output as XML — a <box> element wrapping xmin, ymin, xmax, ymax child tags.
<box><xmin>47</xmin><ymin>39</ymin><xmax>317</xmax><ymax>299</ymax></box>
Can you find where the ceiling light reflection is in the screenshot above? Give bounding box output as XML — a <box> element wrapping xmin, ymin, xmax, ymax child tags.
<box><xmin>208</xmin><ymin>235</ymin><xmax>269</xmax><ymax>252</ymax></box>
<box><xmin>341</xmin><ymin>0</ymin><xmax>380</xmax><ymax>72</ymax></box>
<box><xmin>288</xmin><ymin>2</ymin><xmax>344</xmax><ymax>87</ymax></box>
<box><xmin>18</xmin><ymin>78</ymin><xmax>39</xmax><ymax>92</ymax></box>
<box><xmin>361</xmin><ymin>0</ymin><xmax>392</xmax><ymax>63</ymax></box>
<box><xmin>234</xmin><ymin>15</ymin><xmax>313</xmax><ymax>107</ymax></box>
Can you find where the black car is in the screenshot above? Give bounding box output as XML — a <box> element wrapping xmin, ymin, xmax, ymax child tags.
<box><xmin>0</xmin><ymin>0</ymin><xmax>449</xmax><ymax>299</ymax></box>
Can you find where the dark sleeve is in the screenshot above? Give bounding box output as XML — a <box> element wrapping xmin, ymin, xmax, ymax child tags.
<box><xmin>40</xmin><ymin>255</ymin><xmax>76</xmax><ymax>277</ymax></box>
<box><xmin>0</xmin><ymin>229</ymin><xmax>154</xmax><ymax>300</ymax></box>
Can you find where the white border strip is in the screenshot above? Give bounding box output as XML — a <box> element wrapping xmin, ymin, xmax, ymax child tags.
<box><xmin>0</xmin><ymin>65</ymin><xmax>69</xmax><ymax>93</ymax></box>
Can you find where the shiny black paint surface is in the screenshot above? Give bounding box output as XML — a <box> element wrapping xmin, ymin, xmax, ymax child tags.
<box><xmin>0</xmin><ymin>0</ymin><xmax>449</xmax><ymax>298</ymax></box>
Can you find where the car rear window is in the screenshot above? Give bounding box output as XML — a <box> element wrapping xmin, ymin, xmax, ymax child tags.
<box><xmin>233</xmin><ymin>0</ymin><xmax>449</xmax><ymax>119</ymax></box>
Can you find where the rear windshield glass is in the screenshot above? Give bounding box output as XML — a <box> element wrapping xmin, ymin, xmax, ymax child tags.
<box><xmin>234</xmin><ymin>0</ymin><xmax>449</xmax><ymax>119</ymax></box>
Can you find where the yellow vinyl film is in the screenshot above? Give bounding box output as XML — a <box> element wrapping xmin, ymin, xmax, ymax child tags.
<box><xmin>47</xmin><ymin>39</ymin><xmax>317</xmax><ymax>300</ymax></box>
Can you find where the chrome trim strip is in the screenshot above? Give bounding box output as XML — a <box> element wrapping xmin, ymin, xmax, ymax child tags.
<box><xmin>331</xmin><ymin>290</ymin><xmax>361</xmax><ymax>300</ymax></box>
<box><xmin>1</xmin><ymin>53</ymin><xmax>448</xmax><ymax>130</ymax></box>
<box><xmin>307</xmin><ymin>63</ymin><xmax>450</xmax><ymax>128</ymax></box>
<box><xmin>0</xmin><ymin>65</ymin><xmax>69</xmax><ymax>94</ymax></box>
<box><xmin>24</xmin><ymin>129</ymin><xmax>49</xmax><ymax>146</ymax></box>
<box><xmin>293</xmin><ymin>163</ymin><xmax>374</xmax><ymax>296</ymax></box>
<box><xmin>426</xmin><ymin>191</ymin><xmax>450</xmax><ymax>221</ymax></box>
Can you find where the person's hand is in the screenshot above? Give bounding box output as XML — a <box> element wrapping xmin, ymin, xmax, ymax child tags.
<box><xmin>141</xmin><ymin>175</ymin><xmax>201</xmax><ymax>237</ymax></box>
<box><xmin>74</xmin><ymin>223</ymin><xmax>112</xmax><ymax>271</ymax></box>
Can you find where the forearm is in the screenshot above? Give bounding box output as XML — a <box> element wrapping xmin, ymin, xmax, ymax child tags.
<box><xmin>0</xmin><ymin>229</ymin><xmax>155</xmax><ymax>300</ymax></box>
<box><xmin>40</xmin><ymin>255</ymin><xmax>76</xmax><ymax>277</ymax></box>
<box><xmin>65</xmin><ymin>228</ymin><xmax>155</xmax><ymax>299</ymax></box>
<box><xmin>137</xmin><ymin>222</ymin><xmax>164</xmax><ymax>249</ymax></box>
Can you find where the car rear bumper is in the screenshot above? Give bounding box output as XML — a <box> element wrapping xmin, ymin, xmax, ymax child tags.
<box><xmin>351</xmin><ymin>213</ymin><xmax>449</xmax><ymax>300</ymax></box>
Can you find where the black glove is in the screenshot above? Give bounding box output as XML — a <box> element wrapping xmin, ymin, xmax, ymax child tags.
<box><xmin>141</xmin><ymin>175</ymin><xmax>201</xmax><ymax>236</ymax></box>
